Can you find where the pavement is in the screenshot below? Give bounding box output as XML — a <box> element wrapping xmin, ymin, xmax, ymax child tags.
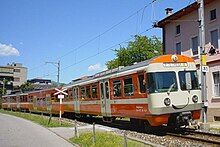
<box><xmin>0</xmin><ymin>113</ymin><xmax>74</xmax><ymax>147</ymax></box>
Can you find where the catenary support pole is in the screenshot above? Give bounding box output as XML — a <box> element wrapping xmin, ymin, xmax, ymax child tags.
<box><xmin>198</xmin><ymin>0</ymin><xmax>208</xmax><ymax>124</ymax></box>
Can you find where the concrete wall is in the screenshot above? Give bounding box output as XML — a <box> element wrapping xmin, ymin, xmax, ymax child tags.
<box><xmin>13</xmin><ymin>67</ymin><xmax>27</xmax><ymax>86</ymax></box>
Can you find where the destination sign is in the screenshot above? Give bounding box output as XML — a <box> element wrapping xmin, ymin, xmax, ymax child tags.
<box><xmin>163</xmin><ymin>62</ymin><xmax>188</xmax><ymax>67</ymax></box>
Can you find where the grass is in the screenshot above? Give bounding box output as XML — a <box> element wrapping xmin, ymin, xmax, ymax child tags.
<box><xmin>69</xmin><ymin>132</ymin><xmax>148</xmax><ymax>147</ymax></box>
<box><xmin>0</xmin><ymin>109</ymin><xmax>72</xmax><ymax>127</ymax></box>
<box><xmin>209</xmin><ymin>127</ymin><xmax>220</xmax><ymax>133</ymax></box>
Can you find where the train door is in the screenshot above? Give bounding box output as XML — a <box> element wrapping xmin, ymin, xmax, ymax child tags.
<box><xmin>100</xmin><ymin>79</ymin><xmax>111</xmax><ymax>116</ymax></box>
<box><xmin>16</xmin><ymin>95</ymin><xmax>20</xmax><ymax>110</ymax></box>
<box><xmin>46</xmin><ymin>94</ymin><xmax>52</xmax><ymax>112</ymax></box>
<box><xmin>7</xmin><ymin>96</ymin><xmax>10</xmax><ymax>108</ymax></box>
<box><xmin>73</xmin><ymin>87</ymin><xmax>80</xmax><ymax>113</ymax></box>
<box><xmin>33</xmin><ymin>96</ymin><xmax>37</xmax><ymax>111</ymax></box>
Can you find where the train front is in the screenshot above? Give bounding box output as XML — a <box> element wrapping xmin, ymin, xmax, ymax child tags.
<box><xmin>146</xmin><ymin>55</ymin><xmax>202</xmax><ymax>127</ymax></box>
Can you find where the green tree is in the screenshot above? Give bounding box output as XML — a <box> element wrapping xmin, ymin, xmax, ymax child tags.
<box><xmin>20</xmin><ymin>82</ymin><xmax>34</xmax><ymax>92</ymax></box>
<box><xmin>106</xmin><ymin>35</ymin><xmax>162</xmax><ymax>69</ymax></box>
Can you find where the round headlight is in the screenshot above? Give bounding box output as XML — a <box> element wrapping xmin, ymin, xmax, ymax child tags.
<box><xmin>192</xmin><ymin>95</ymin><xmax>198</xmax><ymax>103</ymax></box>
<box><xmin>164</xmin><ymin>98</ymin><xmax>171</xmax><ymax>106</ymax></box>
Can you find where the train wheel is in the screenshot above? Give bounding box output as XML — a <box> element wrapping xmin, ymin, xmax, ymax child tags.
<box><xmin>102</xmin><ymin>116</ymin><xmax>114</xmax><ymax>123</ymax></box>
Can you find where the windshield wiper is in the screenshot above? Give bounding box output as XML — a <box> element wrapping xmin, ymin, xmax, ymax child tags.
<box><xmin>167</xmin><ymin>83</ymin><xmax>175</xmax><ymax>95</ymax></box>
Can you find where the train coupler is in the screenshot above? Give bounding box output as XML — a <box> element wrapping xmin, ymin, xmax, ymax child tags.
<box><xmin>168</xmin><ymin>111</ymin><xmax>192</xmax><ymax>127</ymax></box>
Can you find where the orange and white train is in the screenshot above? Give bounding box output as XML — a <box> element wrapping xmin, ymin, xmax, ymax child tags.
<box><xmin>2</xmin><ymin>55</ymin><xmax>202</xmax><ymax>127</ymax></box>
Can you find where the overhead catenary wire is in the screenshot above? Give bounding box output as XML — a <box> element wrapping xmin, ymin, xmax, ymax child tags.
<box><xmin>29</xmin><ymin>0</ymin><xmax>158</xmax><ymax>73</ymax></box>
<box><xmin>57</xmin><ymin>0</ymin><xmax>157</xmax><ymax>60</ymax></box>
<box><xmin>41</xmin><ymin>27</ymin><xmax>154</xmax><ymax>79</ymax></box>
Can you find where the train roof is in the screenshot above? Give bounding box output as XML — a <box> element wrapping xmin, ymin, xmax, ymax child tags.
<box><xmin>68</xmin><ymin>54</ymin><xmax>194</xmax><ymax>87</ymax></box>
<box><xmin>2</xmin><ymin>93</ymin><xmax>28</xmax><ymax>97</ymax></box>
<box><xmin>3</xmin><ymin>55</ymin><xmax>195</xmax><ymax>95</ymax></box>
<box><xmin>68</xmin><ymin>57</ymin><xmax>154</xmax><ymax>87</ymax></box>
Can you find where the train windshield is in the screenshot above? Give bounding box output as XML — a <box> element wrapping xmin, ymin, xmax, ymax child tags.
<box><xmin>147</xmin><ymin>72</ymin><xmax>178</xmax><ymax>93</ymax></box>
<box><xmin>178</xmin><ymin>71</ymin><xmax>199</xmax><ymax>90</ymax></box>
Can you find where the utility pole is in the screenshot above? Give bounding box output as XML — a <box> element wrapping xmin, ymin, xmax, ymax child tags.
<box><xmin>198</xmin><ymin>0</ymin><xmax>208</xmax><ymax>124</ymax></box>
<box><xmin>46</xmin><ymin>60</ymin><xmax>60</xmax><ymax>86</ymax></box>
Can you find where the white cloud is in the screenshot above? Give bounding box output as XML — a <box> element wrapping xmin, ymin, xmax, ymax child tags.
<box><xmin>0</xmin><ymin>43</ymin><xmax>20</xmax><ymax>56</ymax></box>
<box><xmin>88</xmin><ymin>63</ymin><xmax>101</xmax><ymax>71</ymax></box>
<box><xmin>102</xmin><ymin>65</ymin><xmax>108</xmax><ymax>71</ymax></box>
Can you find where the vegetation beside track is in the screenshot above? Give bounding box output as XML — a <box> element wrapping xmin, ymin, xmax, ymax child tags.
<box><xmin>0</xmin><ymin>109</ymin><xmax>72</xmax><ymax>127</ymax></box>
<box><xmin>69</xmin><ymin>131</ymin><xmax>147</xmax><ymax>147</ymax></box>
<box><xmin>210</xmin><ymin>127</ymin><xmax>220</xmax><ymax>133</ymax></box>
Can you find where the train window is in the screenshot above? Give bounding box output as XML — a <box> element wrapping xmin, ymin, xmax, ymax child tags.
<box><xmin>124</xmin><ymin>77</ymin><xmax>134</xmax><ymax>96</ymax></box>
<box><xmin>86</xmin><ymin>86</ymin><xmax>91</xmax><ymax>98</ymax></box>
<box><xmin>24</xmin><ymin>96</ymin><xmax>27</xmax><ymax>102</ymax></box>
<box><xmin>80</xmin><ymin>87</ymin><xmax>86</xmax><ymax>98</ymax></box>
<box><xmin>29</xmin><ymin>97</ymin><xmax>33</xmax><ymax>102</ymax></box>
<box><xmin>113</xmin><ymin>80</ymin><xmax>121</xmax><ymax>97</ymax></box>
<box><xmin>105</xmin><ymin>82</ymin><xmax>109</xmax><ymax>99</ymax></box>
<box><xmin>138</xmin><ymin>74</ymin><xmax>146</xmax><ymax>93</ymax></box>
<box><xmin>68</xmin><ymin>89</ymin><xmax>72</xmax><ymax>99</ymax></box>
<box><xmin>147</xmin><ymin>72</ymin><xmax>177</xmax><ymax>93</ymax></box>
<box><xmin>178</xmin><ymin>71</ymin><xmax>199</xmax><ymax>90</ymax></box>
<box><xmin>92</xmin><ymin>85</ymin><xmax>98</xmax><ymax>98</ymax></box>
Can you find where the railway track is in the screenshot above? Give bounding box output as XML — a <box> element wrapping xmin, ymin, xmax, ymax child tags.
<box><xmin>167</xmin><ymin>128</ymin><xmax>220</xmax><ymax>146</ymax></box>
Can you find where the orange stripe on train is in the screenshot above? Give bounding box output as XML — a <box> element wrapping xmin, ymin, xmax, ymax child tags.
<box><xmin>150</xmin><ymin>55</ymin><xmax>194</xmax><ymax>64</ymax></box>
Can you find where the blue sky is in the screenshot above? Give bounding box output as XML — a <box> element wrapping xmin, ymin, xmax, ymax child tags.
<box><xmin>0</xmin><ymin>0</ymin><xmax>194</xmax><ymax>83</ymax></box>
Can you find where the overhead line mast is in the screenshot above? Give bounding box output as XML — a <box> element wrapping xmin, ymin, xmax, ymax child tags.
<box><xmin>197</xmin><ymin>0</ymin><xmax>208</xmax><ymax>124</ymax></box>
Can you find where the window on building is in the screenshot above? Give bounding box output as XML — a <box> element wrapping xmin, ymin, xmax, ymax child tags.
<box><xmin>80</xmin><ymin>87</ymin><xmax>85</xmax><ymax>98</ymax></box>
<box><xmin>213</xmin><ymin>71</ymin><xmax>220</xmax><ymax>97</ymax></box>
<box><xmin>92</xmin><ymin>85</ymin><xmax>98</xmax><ymax>98</ymax></box>
<box><xmin>191</xmin><ymin>36</ymin><xmax>199</xmax><ymax>56</ymax></box>
<box><xmin>86</xmin><ymin>86</ymin><xmax>91</xmax><ymax>98</ymax></box>
<box><xmin>14</xmin><ymin>69</ymin><xmax>20</xmax><ymax>73</ymax></box>
<box><xmin>211</xmin><ymin>29</ymin><xmax>219</xmax><ymax>49</ymax></box>
<box><xmin>176</xmin><ymin>25</ymin><xmax>180</xmax><ymax>35</ymax></box>
<box><xmin>138</xmin><ymin>74</ymin><xmax>146</xmax><ymax>93</ymax></box>
<box><xmin>113</xmin><ymin>80</ymin><xmax>121</xmax><ymax>97</ymax></box>
<box><xmin>210</xmin><ymin>9</ymin><xmax>217</xmax><ymax>21</ymax></box>
<box><xmin>124</xmin><ymin>77</ymin><xmax>134</xmax><ymax>96</ymax></box>
<box><xmin>176</xmin><ymin>42</ymin><xmax>181</xmax><ymax>55</ymax></box>
<box><xmin>14</xmin><ymin>77</ymin><xmax>20</xmax><ymax>82</ymax></box>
